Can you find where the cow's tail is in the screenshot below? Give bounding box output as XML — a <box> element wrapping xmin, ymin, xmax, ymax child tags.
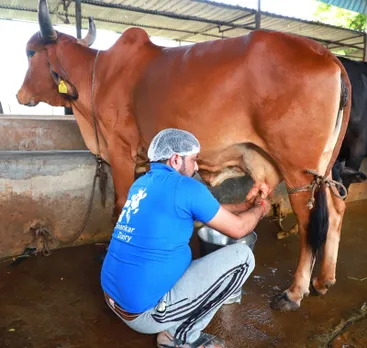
<box><xmin>307</xmin><ymin>186</ymin><xmax>329</xmax><ymax>256</ymax></box>
<box><xmin>307</xmin><ymin>57</ymin><xmax>351</xmax><ymax>256</ymax></box>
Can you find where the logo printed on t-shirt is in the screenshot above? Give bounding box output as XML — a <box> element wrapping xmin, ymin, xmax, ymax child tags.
<box><xmin>119</xmin><ymin>188</ymin><xmax>147</xmax><ymax>223</ymax></box>
<box><xmin>115</xmin><ymin>188</ymin><xmax>148</xmax><ymax>244</ymax></box>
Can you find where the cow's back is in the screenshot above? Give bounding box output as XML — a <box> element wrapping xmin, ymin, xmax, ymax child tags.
<box><xmin>131</xmin><ymin>30</ymin><xmax>343</xmax><ymax>155</ymax></box>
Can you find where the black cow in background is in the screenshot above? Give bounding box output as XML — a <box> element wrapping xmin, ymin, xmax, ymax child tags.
<box><xmin>333</xmin><ymin>56</ymin><xmax>367</xmax><ymax>193</ymax></box>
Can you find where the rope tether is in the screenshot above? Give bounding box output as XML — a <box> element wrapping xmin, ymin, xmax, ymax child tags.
<box><xmin>287</xmin><ymin>169</ymin><xmax>348</xmax><ymax>209</ymax></box>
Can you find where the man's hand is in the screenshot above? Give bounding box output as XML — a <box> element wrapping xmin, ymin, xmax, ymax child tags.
<box><xmin>254</xmin><ymin>196</ymin><xmax>271</xmax><ymax>218</ymax></box>
<box><xmin>207</xmin><ymin>196</ymin><xmax>272</xmax><ymax>239</ymax></box>
<box><xmin>222</xmin><ymin>200</ymin><xmax>252</xmax><ymax>214</ymax></box>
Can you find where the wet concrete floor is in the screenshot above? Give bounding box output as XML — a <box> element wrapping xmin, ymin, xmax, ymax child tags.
<box><xmin>0</xmin><ymin>200</ymin><xmax>366</xmax><ymax>348</ymax></box>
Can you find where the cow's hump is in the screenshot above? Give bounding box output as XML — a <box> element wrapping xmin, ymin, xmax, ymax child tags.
<box><xmin>119</xmin><ymin>27</ymin><xmax>151</xmax><ymax>46</ymax></box>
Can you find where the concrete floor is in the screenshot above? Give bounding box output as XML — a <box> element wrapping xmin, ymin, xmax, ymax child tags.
<box><xmin>1</xmin><ymin>200</ymin><xmax>366</xmax><ymax>348</ymax></box>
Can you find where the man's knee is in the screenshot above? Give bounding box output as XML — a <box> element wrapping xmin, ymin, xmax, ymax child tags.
<box><xmin>227</xmin><ymin>243</ymin><xmax>255</xmax><ymax>270</ymax></box>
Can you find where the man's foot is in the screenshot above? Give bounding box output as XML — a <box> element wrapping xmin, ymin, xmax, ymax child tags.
<box><xmin>157</xmin><ymin>331</ymin><xmax>225</xmax><ymax>348</ymax></box>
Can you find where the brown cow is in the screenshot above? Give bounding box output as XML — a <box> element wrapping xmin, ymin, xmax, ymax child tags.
<box><xmin>17</xmin><ymin>0</ymin><xmax>351</xmax><ymax>312</ymax></box>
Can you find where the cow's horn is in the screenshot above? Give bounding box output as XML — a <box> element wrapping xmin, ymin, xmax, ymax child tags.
<box><xmin>38</xmin><ymin>0</ymin><xmax>57</xmax><ymax>41</ymax></box>
<box><xmin>78</xmin><ymin>17</ymin><xmax>96</xmax><ymax>47</ymax></box>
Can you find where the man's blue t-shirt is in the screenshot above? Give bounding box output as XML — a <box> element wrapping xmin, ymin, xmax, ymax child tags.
<box><xmin>101</xmin><ymin>163</ymin><xmax>220</xmax><ymax>313</ymax></box>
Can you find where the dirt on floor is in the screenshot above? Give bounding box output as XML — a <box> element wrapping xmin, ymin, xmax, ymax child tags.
<box><xmin>0</xmin><ymin>200</ymin><xmax>366</xmax><ymax>348</ymax></box>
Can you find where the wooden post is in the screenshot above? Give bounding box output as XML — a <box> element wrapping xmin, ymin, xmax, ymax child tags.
<box><xmin>256</xmin><ymin>0</ymin><xmax>261</xmax><ymax>30</ymax></box>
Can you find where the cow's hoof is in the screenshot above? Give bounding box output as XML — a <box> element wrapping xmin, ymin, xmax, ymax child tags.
<box><xmin>277</xmin><ymin>231</ymin><xmax>289</xmax><ymax>240</ymax></box>
<box><xmin>270</xmin><ymin>292</ymin><xmax>300</xmax><ymax>312</ymax></box>
<box><xmin>310</xmin><ymin>278</ymin><xmax>335</xmax><ymax>296</ymax></box>
<box><xmin>309</xmin><ymin>279</ymin><xmax>322</xmax><ymax>296</ymax></box>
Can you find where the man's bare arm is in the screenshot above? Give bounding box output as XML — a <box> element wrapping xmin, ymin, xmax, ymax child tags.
<box><xmin>221</xmin><ymin>201</ymin><xmax>253</xmax><ymax>214</ymax></box>
<box><xmin>206</xmin><ymin>200</ymin><xmax>271</xmax><ymax>239</ymax></box>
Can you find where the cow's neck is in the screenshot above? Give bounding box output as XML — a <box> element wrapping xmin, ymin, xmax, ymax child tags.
<box><xmin>60</xmin><ymin>46</ymin><xmax>96</xmax><ymax>118</ymax></box>
<box><xmin>61</xmin><ymin>36</ymin><xmax>159</xmax><ymax>163</ymax></box>
<box><xmin>57</xmin><ymin>45</ymin><xmax>110</xmax><ymax>161</ymax></box>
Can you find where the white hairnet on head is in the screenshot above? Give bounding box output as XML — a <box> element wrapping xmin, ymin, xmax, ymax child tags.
<box><xmin>148</xmin><ymin>128</ymin><xmax>200</xmax><ymax>162</ymax></box>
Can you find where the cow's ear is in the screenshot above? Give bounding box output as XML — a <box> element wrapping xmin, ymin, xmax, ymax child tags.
<box><xmin>49</xmin><ymin>69</ymin><xmax>78</xmax><ymax>98</ymax></box>
<box><xmin>57</xmin><ymin>79</ymin><xmax>78</xmax><ymax>98</ymax></box>
<box><xmin>46</xmin><ymin>44</ymin><xmax>78</xmax><ymax>98</ymax></box>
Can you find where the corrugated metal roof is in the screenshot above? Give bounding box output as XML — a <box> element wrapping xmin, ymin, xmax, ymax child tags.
<box><xmin>318</xmin><ymin>0</ymin><xmax>367</xmax><ymax>14</ymax></box>
<box><xmin>0</xmin><ymin>0</ymin><xmax>365</xmax><ymax>59</ymax></box>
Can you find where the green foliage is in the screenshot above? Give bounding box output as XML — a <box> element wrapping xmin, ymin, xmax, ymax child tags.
<box><xmin>313</xmin><ymin>2</ymin><xmax>366</xmax><ymax>31</ymax></box>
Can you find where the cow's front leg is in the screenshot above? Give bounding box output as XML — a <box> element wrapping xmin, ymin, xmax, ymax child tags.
<box><xmin>271</xmin><ymin>190</ymin><xmax>314</xmax><ymax>311</ymax></box>
<box><xmin>108</xmin><ymin>138</ymin><xmax>137</xmax><ymax>220</ymax></box>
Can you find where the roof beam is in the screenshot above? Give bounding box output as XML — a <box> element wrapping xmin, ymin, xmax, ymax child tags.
<box><xmin>0</xmin><ymin>2</ymin><xmax>363</xmax><ymax>57</ymax></box>
<box><xmin>0</xmin><ymin>5</ymin><xmax>36</xmax><ymax>13</ymax></box>
<box><xmin>88</xmin><ymin>15</ymin><xmax>227</xmax><ymax>40</ymax></box>
<box><xmin>178</xmin><ymin>10</ymin><xmax>256</xmax><ymax>41</ymax></box>
<box><xmin>81</xmin><ymin>0</ymin><xmax>249</xmax><ymax>29</ymax></box>
<box><xmin>0</xmin><ymin>4</ymin><xmax>229</xmax><ymax>41</ymax></box>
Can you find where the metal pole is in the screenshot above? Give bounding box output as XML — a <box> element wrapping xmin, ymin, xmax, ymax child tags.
<box><xmin>255</xmin><ymin>0</ymin><xmax>261</xmax><ymax>30</ymax></box>
<box><xmin>364</xmin><ymin>17</ymin><xmax>367</xmax><ymax>61</ymax></box>
<box><xmin>75</xmin><ymin>0</ymin><xmax>82</xmax><ymax>39</ymax></box>
<box><xmin>64</xmin><ymin>0</ymin><xmax>82</xmax><ymax>115</ymax></box>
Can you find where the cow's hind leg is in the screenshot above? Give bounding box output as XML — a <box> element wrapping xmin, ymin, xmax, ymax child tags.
<box><xmin>271</xmin><ymin>190</ymin><xmax>315</xmax><ymax>311</ymax></box>
<box><xmin>311</xmin><ymin>186</ymin><xmax>345</xmax><ymax>295</ymax></box>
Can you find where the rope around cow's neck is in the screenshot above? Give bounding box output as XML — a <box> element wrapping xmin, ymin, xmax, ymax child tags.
<box><xmin>91</xmin><ymin>50</ymin><xmax>108</xmax><ymax>208</ymax></box>
<box><xmin>287</xmin><ymin>169</ymin><xmax>348</xmax><ymax>209</ymax></box>
<box><xmin>91</xmin><ymin>51</ymin><xmax>101</xmax><ymax>159</ymax></box>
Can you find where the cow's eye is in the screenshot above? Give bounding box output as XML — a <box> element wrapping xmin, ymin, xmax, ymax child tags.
<box><xmin>27</xmin><ymin>50</ymin><xmax>35</xmax><ymax>58</ymax></box>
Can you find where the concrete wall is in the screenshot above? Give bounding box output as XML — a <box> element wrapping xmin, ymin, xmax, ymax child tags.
<box><xmin>0</xmin><ymin>115</ymin><xmax>87</xmax><ymax>151</ymax></box>
<box><xmin>0</xmin><ymin>151</ymin><xmax>115</xmax><ymax>258</ymax></box>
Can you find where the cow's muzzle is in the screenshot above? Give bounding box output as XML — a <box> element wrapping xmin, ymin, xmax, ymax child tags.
<box><xmin>16</xmin><ymin>91</ymin><xmax>39</xmax><ymax>107</ymax></box>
